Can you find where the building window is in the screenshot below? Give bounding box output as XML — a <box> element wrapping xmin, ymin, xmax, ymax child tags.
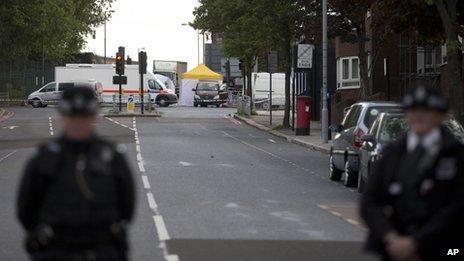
<box><xmin>337</xmin><ymin>56</ymin><xmax>360</xmax><ymax>89</ymax></box>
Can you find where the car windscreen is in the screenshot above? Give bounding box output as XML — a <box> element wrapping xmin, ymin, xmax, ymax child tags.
<box><xmin>364</xmin><ymin>106</ymin><xmax>401</xmax><ymax>128</ymax></box>
<box><xmin>379</xmin><ymin>116</ymin><xmax>408</xmax><ymax>142</ymax></box>
<box><xmin>197</xmin><ymin>83</ymin><xmax>219</xmax><ymax>91</ymax></box>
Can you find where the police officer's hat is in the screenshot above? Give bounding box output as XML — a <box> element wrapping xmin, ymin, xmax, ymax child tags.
<box><xmin>403</xmin><ymin>85</ymin><xmax>448</xmax><ymax>112</ymax></box>
<box><xmin>59</xmin><ymin>86</ymin><xmax>99</xmax><ymax>116</ymax></box>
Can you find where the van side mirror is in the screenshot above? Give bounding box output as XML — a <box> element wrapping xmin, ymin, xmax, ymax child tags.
<box><xmin>361</xmin><ymin>134</ymin><xmax>375</xmax><ymax>142</ymax></box>
<box><xmin>192</xmin><ymin>88</ymin><xmax>196</xmax><ymax>92</ymax></box>
<box><xmin>329</xmin><ymin>124</ymin><xmax>343</xmax><ymax>133</ymax></box>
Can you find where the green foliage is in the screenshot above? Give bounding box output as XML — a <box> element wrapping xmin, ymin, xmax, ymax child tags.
<box><xmin>0</xmin><ymin>0</ymin><xmax>114</xmax><ymax>61</ymax></box>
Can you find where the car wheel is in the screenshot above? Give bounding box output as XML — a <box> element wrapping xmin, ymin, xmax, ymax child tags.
<box><xmin>31</xmin><ymin>99</ymin><xmax>42</xmax><ymax>108</ymax></box>
<box><xmin>157</xmin><ymin>97</ymin><xmax>168</xmax><ymax>107</ymax></box>
<box><xmin>200</xmin><ymin>104</ymin><xmax>207</xmax><ymax>107</ymax></box>
<box><xmin>343</xmin><ymin>160</ymin><xmax>358</xmax><ymax>187</ymax></box>
<box><xmin>329</xmin><ymin>153</ymin><xmax>343</xmax><ymax>181</ymax></box>
<box><xmin>194</xmin><ymin>103</ymin><xmax>198</xmax><ymax>107</ymax></box>
<box><xmin>216</xmin><ymin>104</ymin><xmax>221</xmax><ymax>108</ymax></box>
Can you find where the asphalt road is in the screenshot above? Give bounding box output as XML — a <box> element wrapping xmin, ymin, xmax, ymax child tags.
<box><xmin>0</xmin><ymin>106</ymin><xmax>376</xmax><ymax>261</ymax></box>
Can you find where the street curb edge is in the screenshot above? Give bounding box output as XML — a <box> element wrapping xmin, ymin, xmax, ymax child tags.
<box><xmin>233</xmin><ymin>114</ymin><xmax>330</xmax><ymax>154</ymax></box>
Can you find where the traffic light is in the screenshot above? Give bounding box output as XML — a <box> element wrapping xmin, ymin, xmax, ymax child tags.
<box><xmin>139</xmin><ymin>51</ymin><xmax>147</xmax><ymax>74</ymax></box>
<box><xmin>115</xmin><ymin>52</ymin><xmax>125</xmax><ymax>75</ymax></box>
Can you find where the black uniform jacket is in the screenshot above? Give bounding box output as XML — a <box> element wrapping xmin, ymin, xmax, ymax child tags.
<box><xmin>16</xmin><ymin>135</ymin><xmax>135</xmax><ymax>235</ymax></box>
<box><xmin>360</xmin><ymin>127</ymin><xmax>464</xmax><ymax>258</ymax></box>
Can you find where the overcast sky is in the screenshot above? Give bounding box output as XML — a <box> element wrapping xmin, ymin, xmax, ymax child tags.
<box><xmin>85</xmin><ymin>0</ymin><xmax>202</xmax><ymax>70</ymax></box>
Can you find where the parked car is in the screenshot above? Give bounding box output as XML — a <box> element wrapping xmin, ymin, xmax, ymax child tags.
<box><xmin>28</xmin><ymin>81</ymin><xmax>103</xmax><ymax>108</ymax></box>
<box><xmin>193</xmin><ymin>82</ymin><xmax>227</xmax><ymax>107</ymax></box>
<box><xmin>358</xmin><ymin>113</ymin><xmax>464</xmax><ymax>193</ymax></box>
<box><xmin>358</xmin><ymin>112</ymin><xmax>407</xmax><ymax>192</ymax></box>
<box><xmin>329</xmin><ymin>102</ymin><xmax>403</xmax><ymax>187</ymax></box>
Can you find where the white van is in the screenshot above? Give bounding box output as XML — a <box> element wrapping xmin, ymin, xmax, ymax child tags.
<box><xmin>27</xmin><ymin>81</ymin><xmax>103</xmax><ymax>108</ymax></box>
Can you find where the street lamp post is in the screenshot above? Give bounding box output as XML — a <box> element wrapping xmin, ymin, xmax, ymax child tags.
<box><xmin>321</xmin><ymin>0</ymin><xmax>329</xmax><ymax>143</ymax></box>
<box><xmin>182</xmin><ymin>23</ymin><xmax>204</xmax><ymax>65</ymax></box>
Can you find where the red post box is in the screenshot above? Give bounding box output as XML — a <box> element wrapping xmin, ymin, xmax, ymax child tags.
<box><xmin>296</xmin><ymin>96</ymin><xmax>311</xmax><ymax>136</ymax></box>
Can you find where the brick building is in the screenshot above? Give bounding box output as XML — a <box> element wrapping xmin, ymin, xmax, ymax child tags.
<box><xmin>331</xmin><ymin>11</ymin><xmax>460</xmax><ymax>124</ymax></box>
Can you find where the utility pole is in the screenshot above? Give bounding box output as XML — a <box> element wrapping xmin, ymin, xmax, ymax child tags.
<box><xmin>197</xmin><ymin>30</ymin><xmax>200</xmax><ymax>65</ymax></box>
<box><xmin>321</xmin><ymin>0</ymin><xmax>329</xmax><ymax>143</ymax></box>
<box><xmin>104</xmin><ymin>23</ymin><xmax>107</xmax><ymax>64</ymax></box>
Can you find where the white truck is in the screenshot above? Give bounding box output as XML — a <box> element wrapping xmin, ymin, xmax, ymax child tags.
<box><xmin>55</xmin><ymin>64</ymin><xmax>178</xmax><ymax>106</ymax></box>
<box><xmin>153</xmin><ymin>60</ymin><xmax>188</xmax><ymax>93</ymax></box>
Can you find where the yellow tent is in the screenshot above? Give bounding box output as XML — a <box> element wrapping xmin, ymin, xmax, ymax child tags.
<box><xmin>182</xmin><ymin>64</ymin><xmax>223</xmax><ymax>81</ymax></box>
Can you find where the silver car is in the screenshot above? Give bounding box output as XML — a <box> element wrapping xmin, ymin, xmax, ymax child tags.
<box><xmin>28</xmin><ymin>81</ymin><xmax>102</xmax><ymax>108</ymax></box>
<box><xmin>329</xmin><ymin>102</ymin><xmax>402</xmax><ymax>187</ymax></box>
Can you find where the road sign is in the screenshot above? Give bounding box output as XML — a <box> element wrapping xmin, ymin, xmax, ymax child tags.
<box><xmin>127</xmin><ymin>95</ymin><xmax>135</xmax><ymax>113</ymax></box>
<box><xmin>113</xmin><ymin>75</ymin><xmax>127</xmax><ymax>85</ymax></box>
<box><xmin>297</xmin><ymin>44</ymin><xmax>314</xmax><ymax>69</ymax></box>
<box><xmin>268</xmin><ymin>51</ymin><xmax>278</xmax><ymax>73</ymax></box>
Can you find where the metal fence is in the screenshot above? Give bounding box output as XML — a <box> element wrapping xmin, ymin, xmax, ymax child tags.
<box><xmin>0</xmin><ymin>60</ymin><xmax>55</xmax><ymax>101</ymax></box>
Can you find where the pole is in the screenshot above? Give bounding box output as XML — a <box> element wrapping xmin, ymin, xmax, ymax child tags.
<box><xmin>104</xmin><ymin>23</ymin><xmax>107</xmax><ymax>64</ymax></box>
<box><xmin>197</xmin><ymin>30</ymin><xmax>200</xmax><ymax>65</ymax></box>
<box><xmin>384</xmin><ymin>57</ymin><xmax>391</xmax><ymax>101</ymax></box>
<box><xmin>321</xmin><ymin>0</ymin><xmax>329</xmax><ymax>143</ymax></box>
<box><xmin>203</xmin><ymin>33</ymin><xmax>206</xmax><ymax>64</ymax></box>
<box><xmin>140</xmin><ymin>72</ymin><xmax>144</xmax><ymax>114</ymax></box>
<box><xmin>119</xmin><ymin>80</ymin><xmax>122</xmax><ymax>112</ymax></box>
<box><xmin>292</xmin><ymin>68</ymin><xmax>296</xmax><ymax>131</ymax></box>
<box><xmin>270</xmin><ymin>73</ymin><xmax>273</xmax><ymax>126</ymax></box>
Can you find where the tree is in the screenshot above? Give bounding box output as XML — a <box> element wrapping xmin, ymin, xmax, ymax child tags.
<box><xmin>330</xmin><ymin>0</ymin><xmax>376</xmax><ymax>98</ymax></box>
<box><xmin>0</xmin><ymin>0</ymin><xmax>114</xmax><ymax>61</ymax></box>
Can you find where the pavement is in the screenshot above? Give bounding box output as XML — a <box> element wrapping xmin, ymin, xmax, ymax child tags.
<box><xmin>234</xmin><ymin>110</ymin><xmax>332</xmax><ymax>154</ymax></box>
<box><xmin>0</xmin><ymin>105</ymin><xmax>373</xmax><ymax>261</ymax></box>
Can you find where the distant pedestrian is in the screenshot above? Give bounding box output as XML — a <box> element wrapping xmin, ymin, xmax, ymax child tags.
<box><xmin>360</xmin><ymin>85</ymin><xmax>464</xmax><ymax>260</ymax></box>
<box><xmin>17</xmin><ymin>86</ymin><xmax>135</xmax><ymax>261</ymax></box>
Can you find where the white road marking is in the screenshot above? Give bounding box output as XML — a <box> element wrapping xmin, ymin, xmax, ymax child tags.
<box><xmin>268</xmin><ymin>139</ymin><xmax>276</xmax><ymax>143</ymax></box>
<box><xmin>166</xmin><ymin>255</ymin><xmax>179</xmax><ymax>261</ymax></box>
<box><xmin>142</xmin><ymin>175</ymin><xmax>151</xmax><ymax>189</ymax></box>
<box><xmin>153</xmin><ymin>215</ymin><xmax>170</xmax><ymax>241</ymax></box>
<box><xmin>138</xmin><ymin>162</ymin><xmax>146</xmax><ymax>173</ymax></box>
<box><xmin>48</xmin><ymin>117</ymin><xmax>54</xmax><ymax>136</ymax></box>
<box><xmin>330</xmin><ymin>211</ymin><xmax>342</xmax><ymax>217</ymax></box>
<box><xmin>179</xmin><ymin>161</ymin><xmax>193</xmax><ymax>166</ymax></box>
<box><xmin>104</xmin><ymin>117</ymin><xmax>135</xmax><ymax>132</ymax></box>
<box><xmin>0</xmin><ymin>150</ymin><xmax>17</xmax><ymax>163</ymax></box>
<box><xmin>346</xmin><ymin>218</ymin><xmax>360</xmax><ymax>226</ymax></box>
<box><xmin>133</xmin><ymin>117</ymin><xmax>178</xmax><ymax>261</ymax></box>
<box><xmin>147</xmin><ymin>192</ymin><xmax>158</xmax><ymax>210</ymax></box>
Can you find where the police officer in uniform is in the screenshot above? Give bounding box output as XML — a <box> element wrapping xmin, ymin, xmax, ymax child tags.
<box><xmin>361</xmin><ymin>85</ymin><xmax>464</xmax><ymax>261</ymax></box>
<box><xmin>17</xmin><ymin>86</ymin><xmax>135</xmax><ymax>260</ymax></box>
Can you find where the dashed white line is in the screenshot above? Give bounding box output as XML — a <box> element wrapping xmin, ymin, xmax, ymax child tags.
<box><xmin>0</xmin><ymin>150</ymin><xmax>17</xmax><ymax>163</ymax></box>
<box><xmin>268</xmin><ymin>139</ymin><xmax>276</xmax><ymax>143</ymax></box>
<box><xmin>153</xmin><ymin>215</ymin><xmax>171</xmax><ymax>241</ymax></box>
<box><xmin>138</xmin><ymin>162</ymin><xmax>146</xmax><ymax>172</ymax></box>
<box><xmin>48</xmin><ymin>117</ymin><xmax>54</xmax><ymax>136</ymax></box>
<box><xmin>142</xmin><ymin>175</ymin><xmax>151</xmax><ymax>189</ymax></box>
<box><xmin>132</xmin><ymin>117</ymin><xmax>178</xmax><ymax>261</ymax></box>
<box><xmin>147</xmin><ymin>192</ymin><xmax>158</xmax><ymax>210</ymax></box>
